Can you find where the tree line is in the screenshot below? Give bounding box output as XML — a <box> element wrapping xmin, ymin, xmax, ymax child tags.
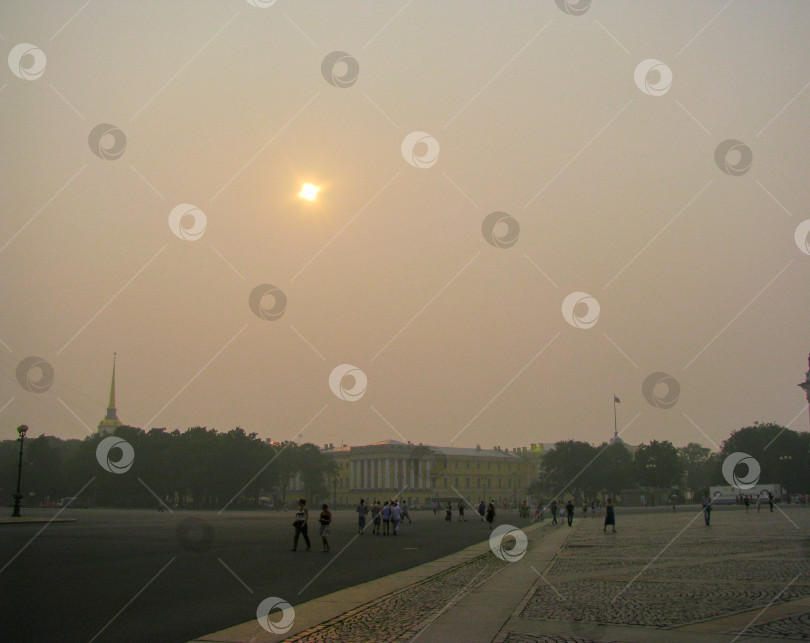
<box><xmin>1</xmin><ymin>421</ymin><xmax>807</xmax><ymax>509</ymax></box>
<box><xmin>534</xmin><ymin>422</ymin><xmax>810</xmax><ymax>503</ymax></box>
<box><xmin>0</xmin><ymin>425</ymin><xmax>336</xmax><ymax>510</ymax></box>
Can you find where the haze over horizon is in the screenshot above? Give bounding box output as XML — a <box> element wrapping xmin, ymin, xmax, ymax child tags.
<box><xmin>2</xmin><ymin>1</ymin><xmax>809</xmax><ymax>451</ymax></box>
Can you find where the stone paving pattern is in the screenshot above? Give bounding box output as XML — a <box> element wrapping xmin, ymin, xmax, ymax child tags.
<box><xmin>513</xmin><ymin>507</ymin><xmax>810</xmax><ymax>640</ymax></box>
<box><xmin>283</xmin><ymin>547</ymin><xmax>512</xmax><ymax>642</ymax></box>
<box><xmin>278</xmin><ymin>508</ymin><xmax>810</xmax><ymax>641</ymax></box>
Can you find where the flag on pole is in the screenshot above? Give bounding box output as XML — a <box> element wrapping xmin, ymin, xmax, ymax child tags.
<box><xmin>614</xmin><ymin>395</ymin><xmax>621</xmax><ymax>403</ymax></box>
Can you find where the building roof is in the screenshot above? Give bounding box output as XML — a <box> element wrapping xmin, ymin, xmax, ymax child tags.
<box><xmin>428</xmin><ymin>446</ymin><xmax>521</xmax><ymax>459</ymax></box>
<box><xmin>325</xmin><ymin>440</ymin><xmax>524</xmax><ymax>459</ymax></box>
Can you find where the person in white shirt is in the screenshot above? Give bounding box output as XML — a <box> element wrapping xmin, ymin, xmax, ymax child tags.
<box><xmin>391</xmin><ymin>501</ymin><xmax>402</xmax><ymax>535</ymax></box>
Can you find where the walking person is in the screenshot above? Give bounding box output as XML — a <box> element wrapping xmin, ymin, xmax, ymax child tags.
<box><xmin>583</xmin><ymin>501</ymin><xmax>588</xmax><ymax>519</ymax></box>
<box><xmin>486</xmin><ymin>500</ymin><xmax>496</xmax><ymax>529</ymax></box>
<box><xmin>391</xmin><ymin>501</ymin><xmax>402</xmax><ymax>535</ymax></box>
<box><xmin>382</xmin><ymin>500</ymin><xmax>391</xmax><ymax>535</ymax></box>
<box><xmin>371</xmin><ymin>499</ymin><xmax>381</xmax><ymax>534</ymax></box>
<box><xmin>432</xmin><ymin>501</ymin><xmax>438</xmax><ymax>516</ymax></box>
<box><xmin>603</xmin><ymin>497</ymin><xmax>616</xmax><ymax>533</ymax></box>
<box><xmin>744</xmin><ymin>495</ymin><xmax>750</xmax><ymax>514</ymax></box>
<box><xmin>401</xmin><ymin>500</ymin><xmax>412</xmax><ymax>523</ymax></box>
<box><xmin>768</xmin><ymin>491</ymin><xmax>774</xmax><ymax>512</ymax></box>
<box><xmin>457</xmin><ymin>500</ymin><xmax>466</xmax><ymax>521</ymax></box>
<box><xmin>356</xmin><ymin>498</ymin><xmax>369</xmax><ymax>534</ymax></box>
<box><xmin>671</xmin><ymin>497</ymin><xmax>677</xmax><ymax>512</ymax></box>
<box><xmin>478</xmin><ymin>500</ymin><xmax>486</xmax><ymax>521</ymax></box>
<box><xmin>291</xmin><ymin>498</ymin><xmax>311</xmax><ymax>551</ymax></box>
<box><xmin>445</xmin><ymin>501</ymin><xmax>452</xmax><ymax>522</ymax></box>
<box><xmin>550</xmin><ymin>500</ymin><xmax>558</xmax><ymax>525</ymax></box>
<box><xmin>591</xmin><ymin>500</ymin><xmax>596</xmax><ymax>517</ymax></box>
<box><xmin>319</xmin><ymin>503</ymin><xmax>332</xmax><ymax>552</ymax></box>
<box><xmin>566</xmin><ymin>500</ymin><xmax>575</xmax><ymax>527</ymax></box>
<box><xmin>702</xmin><ymin>491</ymin><xmax>712</xmax><ymax>526</ymax></box>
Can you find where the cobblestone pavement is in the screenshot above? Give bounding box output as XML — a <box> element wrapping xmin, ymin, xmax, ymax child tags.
<box><xmin>272</xmin><ymin>508</ymin><xmax>810</xmax><ymax>642</ymax></box>
<box><xmin>505</xmin><ymin>507</ymin><xmax>810</xmax><ymax>641</ymax></box>
<box><xmin>283</xmin><ymin>544</ymin><xmax>514</xmax><ymax>642</ymax></box>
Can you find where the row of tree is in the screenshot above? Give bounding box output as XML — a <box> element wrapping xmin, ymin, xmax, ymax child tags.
<box><xmin>534</xmin><ymin>422</ymin><xmax>810</xmax><ymax>503</ymax></box>
<box><xmin>0</xmin><ymin>425</ymin><xmax>335</xmax><ymax>510</ymax></box>
<box><xmin>1</xmin><ymin>422</ymin><xmax>807</xmax><ymax>509</ymax></box>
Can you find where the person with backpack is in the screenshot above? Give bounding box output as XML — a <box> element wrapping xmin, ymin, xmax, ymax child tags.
<box><xmin>291</xmin><ymin>498</ymin><xmax>310</xmax><ymax>551</ymax></box>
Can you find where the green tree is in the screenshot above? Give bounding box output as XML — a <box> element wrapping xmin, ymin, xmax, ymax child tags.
<box><xmin>540</xmin><ymin>440</ymin><xmax>598</xmax><ymax>503</ymax></box>
<box><xmin>593</xmin><ymin>441</ymin><xmax>635</xmax><ymax>498</ymax></box>
<box><xmin>678</xmin><ymin>442</ymin><xmax>713</xmax><ymax>498</ymax></box>
<box><xmin>721</xmin><ymin>422</ymin><xmax>808</xmax><ymax>496</ymax></box>
<box><xmin>634</xmin><ymin>440</ymin><xmax>683</xmax><ymax>490</ymax></box>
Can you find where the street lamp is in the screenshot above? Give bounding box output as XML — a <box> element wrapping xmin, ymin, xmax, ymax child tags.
<box><xmin>12</xmin><ymin>424</ymin><xmax>28</xmax><ymax>517</ymax></box>
<box><xmin>645</xmin><ymin>463</ymin><xmax>656</xmax><ymax>507</ymax></box>
<box><xmin>798</xmin><ymin>353</ymin><xmax>810</xmax><ymax>431</ymax></box>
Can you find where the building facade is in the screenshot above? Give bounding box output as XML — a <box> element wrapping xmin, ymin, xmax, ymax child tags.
<box><xmin>318</xmin><ymin>440</ymin><xmax>538</xmax><ymax>508</ymax></box>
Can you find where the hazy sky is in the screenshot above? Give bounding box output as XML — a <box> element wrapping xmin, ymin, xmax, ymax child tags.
<box><xmin>2</xmin><ymin>1</ymin><xmax>809</xmax><ymax>451</ymax></box>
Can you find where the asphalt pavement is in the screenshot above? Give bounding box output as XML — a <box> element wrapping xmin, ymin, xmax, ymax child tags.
<box><xmin>0</xmin><ymin>507</ymin><xmax>517</xmax><ymax>643</ymax></box>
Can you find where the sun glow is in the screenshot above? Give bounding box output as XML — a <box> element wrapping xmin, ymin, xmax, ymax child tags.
<box><xmin>299</xmin><ymin>183</ymin><xmax>319</xmax><ymax>201</ymax></box>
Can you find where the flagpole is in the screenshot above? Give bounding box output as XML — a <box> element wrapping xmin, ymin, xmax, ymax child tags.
<box><xmin>613</xmin><ymin>394</ymin><xmax>618</xmax><ymax>439</ymax></box>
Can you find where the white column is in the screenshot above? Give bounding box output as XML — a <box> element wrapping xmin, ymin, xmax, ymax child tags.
<box><xmin>393</xmin><ymin>458</ymin><xmax>399</xmax><ymax>489</ymax></box>
<box><xmin>385</xmin><ymin>458</ymin><xmax>391</xmax><ymax>489</ymax></box>
<box><xmin>362</xmin><ymin>460</ymin><xmax>367</xmax><ymax>489</ymax></box>
<box><xmin>426</xmin><ymin>460</ymin><xmax>431</xmax><ymax>490</ymax></box>
<box><xmin>377</xmin><ymin>459</ymin><xmax>382</xmax><ymax>488</ymax></box>
<box><xmin>351</xmin><ymin>461</ymin><xmax>355</xmax><ymax>489</ymax></box>
<box><xmin>410</xmin><ymin>460</ymin><xmax>415</xmax><ymax>488</ymax></box>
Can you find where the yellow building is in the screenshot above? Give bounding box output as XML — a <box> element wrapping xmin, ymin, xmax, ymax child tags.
<box><xmin>322</xmin><ymin>440</ymin><xmax>537</xmax><ymax>508</ymax></box>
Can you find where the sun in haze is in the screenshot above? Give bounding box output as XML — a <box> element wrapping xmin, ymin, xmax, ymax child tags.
<box><xmin>299</xmin><ymin>183</ymin><xmax>319</xmax><ymax>201</ymax></box>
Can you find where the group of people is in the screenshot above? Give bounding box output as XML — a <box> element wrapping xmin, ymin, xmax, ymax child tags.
<box><xmin>291</xmin><ymin>498</ymin><xmax>332</xmax><ymax>552</ymax></box>
<box><xmin>530</xmin><ymin>497</ymin><xmax>617</xmax><ymax>532</ymax></box>
<box><xmin>356</xmin><ymin>498</ymin><xmax>412</xmax><ymax>536</ymax></box>
<box><xmin>291</xmin><ymin>493</ymin><xmax>622</xmax><ymax>552</ymax></box>
<box><xmin>428</xmin><ymin>499</ymin><xmax>498</xmax><ymax>527</ymax></box>
<box><xmin>735</xmin><ymin>491</ymin><xmax>775</xmax><ymax>514</ymax></box>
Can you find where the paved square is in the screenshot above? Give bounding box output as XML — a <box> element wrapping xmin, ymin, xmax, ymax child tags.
<box><xmin>270</xmin><ymin>506</ymin><xmax>810</xmax><ymax>642</ymax></box>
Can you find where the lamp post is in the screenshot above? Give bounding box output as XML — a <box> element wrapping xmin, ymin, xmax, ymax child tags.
<box><xmin>799</xmin><ymin>353</ymin><xmax>810</xmax><ymax>431</ymax></box>
<box><xmin>779</xmin><ymin>455</ymin><xmax>793</xmax><ymax>499</ymax></box>
<box><xmin>645</xmin><ymin>463</ymin><xmax>656</xmax><ymax>507</ymax></box>
<box><xmin>12</xmin><ymin>424</ymin><xmax>29</xmax><ymax>517</ymax></box>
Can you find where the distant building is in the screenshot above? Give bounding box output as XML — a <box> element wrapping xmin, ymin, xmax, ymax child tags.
<box><xmin>609</xmin><ymin>432</ymin><xmax>639</xmax><ymax>455</ymax></box>
<box><xmin>97</xmin><ymin>353</ymin><xmax>122</xmax><ymax>435</ymax></box>
<box><xmin>317</xmin><ymin>439</ymin><xmax>536</xmax><ymax>507</ymax></box>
